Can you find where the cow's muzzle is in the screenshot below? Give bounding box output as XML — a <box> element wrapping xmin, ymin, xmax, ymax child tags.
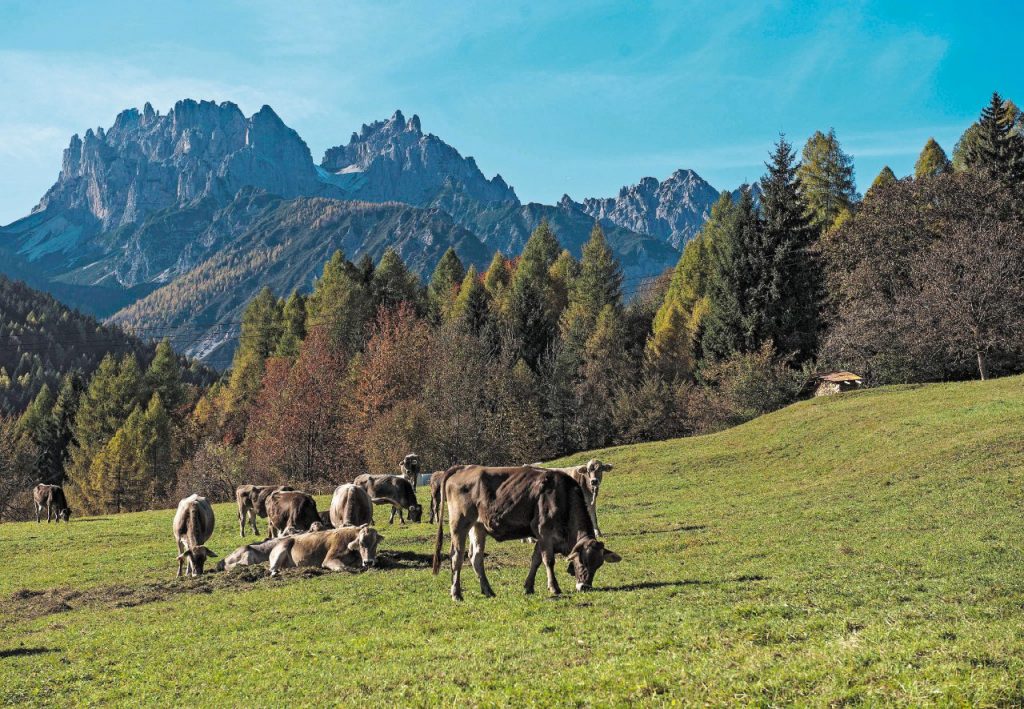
<box><xmin>363</xmin><ymin>559</ymin><xmax>376</xmax><ymax>568</ymax></box>
<box><xmin>576</xmin><ymin>582</ymin><xmax>592</xmax><ymax>592</ymax></box>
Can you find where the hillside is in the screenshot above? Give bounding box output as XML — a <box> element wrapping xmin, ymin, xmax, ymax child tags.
<box><xmin>3</xmin><ymin>378</ymin><xmax>1023</xmax><ymax>704</ymax></box>
<box><xmin>0</xmin><ymin>275</ymin><xmax>157</xmax><ymax>414</ymax></box>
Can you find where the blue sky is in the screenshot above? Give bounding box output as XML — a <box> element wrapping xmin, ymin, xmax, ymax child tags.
<box><xmin>0</xmin><ymin>0</ymin><xmax>1020</xmax><ymax>224</ymax></box>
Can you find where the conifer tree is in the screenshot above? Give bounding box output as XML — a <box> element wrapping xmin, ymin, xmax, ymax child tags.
<box><xmin>372</xmin><ymin>248</ymin><xmax>423</xmax><ymax>313</ymax></box>
<box><xmin>483</xmin><ymin>250</ymin><xmax>510</xmax><ymax>305</ymax></box>
<box><xmin>308</xmin><ymin>250</ymin><xmax>372</xmax><ymax>352</ymax></box>
<box><xmin>224</xmin><ymin>287</ymin><xmax>283</xmax><ymax>425</ymax></box>
<box><xmin>569</xmin><ymin>224</ymin><xmax>623</xmax><ymax>326</ymax></box>
<box><xmin>869</xmin><ymin>166</ymin><xmax>898</xmax><ymax>194</ymax></box>
<box><xmin>962</xmin><ymin>92</ymin><xmax>1024</xmax><ymax>197</ymax></box>
<box><xmin>17</xmin><ymin>384</ymin><xmax>58</xmax><ymax>482</ymax></box>
<box><xmin>549</xmin><ymin>250</ymin><xmax>580</xmax><ymax>318</ymax></box>
<box><xmin>48</xmin><ymin>373</ymin><xmax>83</xmax><ymax>483</ymax></box>
<box><xmin>144</xmin><ymin>340</ymin><xmax>185</xmax><ymax>413</ymax></box>
<box><xmin>506</xmin><ymin>223</ymin><xmax>562</xmax><ymax>368</ymax></box>
<box><xmin>275</xmin><ymin>291</ymin><xmax>307</xmax><ymax>358</ymax></box>
<box><xmin>450</xmin><ymin>266</ymin><xmax>491</xmax><ymax>335</ymax></box>
<box><xmin>914</xmin><ymin>138</ymin><xmax>951</xmax><ymax>178</ymax></box>
<box><xmin>577</xmin><ymin>305</ymin><xmax>631</xmax><ymax>448</ymax></box>
<box><xmin>798</xmin><ymin>128</ymin><xmax>858</xmax><ymax>232</ymax></box>
<box><xmin>427</xmin><ymin>248</ymin><xmax>465</xmax><ymax>323</ymax></box>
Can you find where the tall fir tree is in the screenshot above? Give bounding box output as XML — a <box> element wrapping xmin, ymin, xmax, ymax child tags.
<box><xmin>427</xmin><ymin>247</ymin><xmax>465</xmax><ymax>323</ymax></box>
<box><xmin>372</xmin><ymin>248</ymin><xmax>423</xmax><ymax>313</ymax></box>
<box><xmin>576</xmin><ymin>305</ymin><xmax>632</xmax><ymax>449</ymax></box>
<box><xmin>798</xmin><ymin>128</ymin><xmax>858</xmax><ymax>233</ymax></box>
<box><xmin>569</xmin><ymin>224</ymin><xmax>623</xmax><ymax>325</ymax></box>
<box><xmin>451</xmin><ymin>266</ymin><xmax>491</xmax><ymax>335</ymax></box>
<box><xmin>16</xmin><ymin>384</ymin><xmax>58</xmax><ymax>483</ymax></box>
<box><xmin>961</xmin><ymin>92</ymin><xmax>1024</xmax><ymax>197</ymax></box>
<box><xmin>275</xmin><ymin>291</ymin><xmax>307</xmax><ymax>358</ymax></box>
<box><xmin>914</xmin><ymin>138</ymin><xmax>951</xmax><ymax>178</ymax></box>
<box><xmin>867</xmin><ymin>166</ymin><xmax>898</xmax><ymax>196</ymax></box>
<box><xmin>308</xmin><ymin>250</ymin><xmax>372</xmax><ymax>352</ymax></box>
<box><xmin>483</xmin><ymin>250</ymin><xmax>510</xmax><ymax>311</ymax></box>
<box><xmin>144</xmin><ymin>340</ymin><xmax>185</xmax><ymax>413</ymax></box>
<box><xmin>506</xmin><ymin>222</ymin><xmax>562</xmax><ymax>369</ymax></box>
<box><xmin>224</xmin><ymin>286</ymin><xmax>283</xmax><ymax>426</ymax></box>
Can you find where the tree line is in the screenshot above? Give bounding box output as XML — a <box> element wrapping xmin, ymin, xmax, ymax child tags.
<box><xmin>1</xmin><ymin>91</ymin><xmax>1021</xmax><ymax>518</ymax></box>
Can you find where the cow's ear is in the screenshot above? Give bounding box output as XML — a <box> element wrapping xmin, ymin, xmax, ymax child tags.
<box><xmin>603</xmin><ymin>549</ymin><xmax>622</xmax><ymax>563</ymax></box>
<box><xmin>203</xmin><ymin>547</ymin><xmax>218</xmax><ymax>558</ymax></box>
<box><xmin>347</xmin><ymin>539</ymin><xmax>361</xmax><ymax>551</ymax></box>
<box><xmin>376</xmin><ymin>535</ymin><xmax>385</xmax><ymax>542</ymax></box>
<box><xmin>177</xmin><ymin>552</ymin><xmax>188</xmax><ymax>561</ymax></box>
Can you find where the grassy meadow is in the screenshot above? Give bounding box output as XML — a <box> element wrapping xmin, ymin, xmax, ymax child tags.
<box><xmin>2</xmin><ymin>376</ymin><xmax>1024</xmax><ymax>705</ymax></box>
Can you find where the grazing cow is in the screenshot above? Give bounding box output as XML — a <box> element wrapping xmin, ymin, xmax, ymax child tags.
<box><xmin>318</xmin><ymin>510</ymin><xmax>335</xmax><ymax>529</ymax></box>
<box><xmin>268</xmin><ymin>525</ymin><xmax>384</xmax><ymax>576</ymax></box>
<box><xmin>33</xmin><ymin>484</ymin><xmax>71</xmax><ymax>523</ymax></box>
<box><xmin>530</xmin><ymin>459</ymin><xmax>613</xmax><ymax>536</ymax></box>
<box><xmin>265</xmin><ymin>491</ymin><xmax>321</xmax><ymax>537</ymax></box>
<box><xmin>330</xmin><ymin>484</ymin><xmax>374</xmax><ymax>528</ymax></box>
<box><xmin>235</xmin><ymin>484</ymin><xmax>294</xmax><ymax>537</ymax></box>
<box><xmin>173</xmin><ymin>494</ymin><xmax>217</xmax><ymax>577</ymax></box>
<box><xmin>432</xmin><ymin>465</ymin><xmax>621</xmax><ymax>601</ymax></box>
<box><xmin>427</xmin><ymin>470</ymin><xmax>445</xmax><ymax>524</ymax></box>
<box><xmin>353</xmin><ymin>474</ymin><xmax>422</xmax><ymax>524</ymax></box>
<box><xmin>400</xmin><ymin>453</ymin><xmax>422</xmax><ymax>490</ymax></box>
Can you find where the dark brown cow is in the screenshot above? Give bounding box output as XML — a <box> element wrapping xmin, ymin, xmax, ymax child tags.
<box><xmin>33</xmin><ymin>484</ymin><xmax>71</xmax><ymax>523</ymax></box>
<box><xmin>353</xmin><ymin>474</ymin><xmax>422</xmax><ymax>524</ymax></box>
<box><xmin>400</xmin><ymin>453</ymin><xmax>422</xmax><ymax>490</ymax></box>
<box><xmin>330</xmin><ymin>483</ymin><xmax>374</xmax><ymax>527</ymax></box>
<box><xmin>265</xmin><ymin>491</ymin><xmax>320</xmax><ymax>537</ymax></box>
<box><xmin>173</xmin><ymin>494</ymin><xmax>217</xmax><ymax>576</ymax></box>
<box><xmin>235</xmin><ymin>484</ymin><xmax>294</xmax><ymax>537</ymax></box>
<box><xmin>530</xmin><ymin>459</ymin><xmax>613</xmax><ymax>536</ymax></box>
<box><xmin>268</xmin><ymin>525</ymin><xmax>384</xmax><ymax>575</ymax></box>
<box><xmin>432</xmin><ymin>465</ymin><xmax>621</xmax><ymax>601</ymax></box>
<box><xmin>427</xmin><ymin>470</ymin><xmax>445</xmax><ymax>524</ymax></box>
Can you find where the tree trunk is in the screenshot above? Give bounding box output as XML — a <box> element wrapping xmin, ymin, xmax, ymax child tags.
<box><xmin>976</xmin><ymin>350</ymin><xmax>987</xmax><ymax>381</ymax></box>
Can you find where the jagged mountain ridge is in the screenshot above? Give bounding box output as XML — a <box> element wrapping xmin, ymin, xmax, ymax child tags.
<box><xmin>1</xmin><ymin>100</ymin><xmax>729</xmax><ymax>365</ymax></box>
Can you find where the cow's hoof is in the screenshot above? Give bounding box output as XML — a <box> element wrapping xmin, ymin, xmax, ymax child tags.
<box><xmin>482</xmin><ymin>588</ymin><xmax>496</xmax><ymax>598</ymax></box>
<box><xmin>451</xmin><ymin>591</ymin><xmax>463</xmax><ymax>602</ymax></box>
<box><xmin>524</xmin><ymin>587</ymin><xmax>535</xmax><ymax>595</ymax></box>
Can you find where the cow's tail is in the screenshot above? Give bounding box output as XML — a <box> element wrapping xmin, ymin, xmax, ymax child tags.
<box><xmin>431</xmin><ymin>465</ymin><xmax>462</xmax><ymax>575</ymax></box>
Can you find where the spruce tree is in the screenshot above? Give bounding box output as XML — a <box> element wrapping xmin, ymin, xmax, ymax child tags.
<box><xmin>569</xmin><ymin>224</ymin><xmax>623</xmax><ymax>325</ymax></box>
<box><xmin>962</xmin><ymin>92</ymin><xmax>1024</xmax><ymax>196</ymax></box>
<box><xmin>144</xmin><ymin>340</ymin><xmax>185</xmax><ymax>412</ymax></box>
<box><xmin>914</xmin><ymin>138</ymin><xmax>951</xmax><ymax>178</ymax></box>
<box><xmin>48</xmin><ymin>373</ymin><xmax>83</xmax><ymax>483</ymax></box>
<box><xmin>451</xmin><ymin>266</ymin><xmax>491</xmax><ymax>335</ymax></box>
<box><xmin>869</xmin><ymin>166</ymin><xmax>898</xmax><ymax>193</ymax></box>
<box><xmin>17</xmin><ymin>384</ymin><xmax>58</xmax><ymax>482</ymax></box>
<box><xmin>275</xmin><ymin>291</ymin><xmax>307</xmax><ymax>357</ymax></box>
<box><xmin>577</xmin><ymin>305</ymin><xmax>631</xmax><ymax>448</ymax></box>
<box><xmin>798</xmin><ymin>128</ymin><xmax>858</xmax><ymax>233</ymax></box>
<box><xmin>483</xmin><ymin>250</ymin><xmax>510</xmax><ymax>305</ymax></box>
<box><xmin>549</xmin><ymin>250</ymin><xmax>580</xmax><ymax>318</ymax></box>
<box><xmin>427</xmin><ymin>248</ymin><xmax>465</xmax><ymax>323</ymax></box>
<box><xmin>372</xmin><ymin>248</ymin><xmax>423</xmax><ymax>313</ymax></box>
<box><xmin>308</xmin><ymin>250</ymin><xmax>372</xmax><ymax>352</ymax></box>
<box><xmin>506</xmin><ymin>223</ymin><xmax>562</xmax><ymax>369</ymax></box>
<box><xmin>225</xmin><ymin>287</ymin><xmax>283</xmax><ymax>421</ymax></box>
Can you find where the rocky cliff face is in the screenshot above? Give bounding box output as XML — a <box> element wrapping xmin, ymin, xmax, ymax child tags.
<box><xmin>575</xmin><ymin>169</ymin><xmax>721</xmax><ymax>249</ymax></box>
<box><xmin>319</xmin><ymin>110</ymin><xmax>518</xmax><ymax>209</ymax></box>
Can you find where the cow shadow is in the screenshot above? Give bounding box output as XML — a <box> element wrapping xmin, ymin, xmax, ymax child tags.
<box><xmin>617</xmin><ymin>524</ymin><xmax>707</xmax><ymax>537</ymax></box>
<box><xmin>375</xmin><ymin>551</ymin><xmax>434</xmax><ymax>570</ymax></box>
<box><xmin>595</xmin><ymin>575</ymin><xmax>769</xmax><ymax>593</ymax></box>
<box><xmin>0</xmin><ymin>647</ymin><xmax>59</xmax><ymax>659</ymax></box>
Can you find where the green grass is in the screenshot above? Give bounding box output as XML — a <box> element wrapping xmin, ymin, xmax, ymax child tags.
<box><xmin>3</xmin><ymin>377</ymin><xmax>1024</xmax><ymax>706</ymax></box>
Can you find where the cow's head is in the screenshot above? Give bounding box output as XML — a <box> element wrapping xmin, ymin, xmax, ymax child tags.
<box><xmin>565</xmin><ymin>538</ymin><xmax>621</xmax><ymax>591</ymax></box>
<box><xmin>178</xmin><ymin>545</ymin><xmax>218</xmax><ymax>576</ymax></box>
<box><xmin>407</xmin><ymin>502</ymin><xmax>423</xmax><ymax>523</ymax></box>
<box><xmin>58</xmin><ymin>507</ymin><xmax>72</xmax><ymax>522</ymax></box>
<box><xmin>401</xmin><ymin>453</ymin><xmax>421</xmax><ymax>477</ymax></box>
<box><xmin>308</xmin><ymin>521</ymin><xmax>328</xmax><ymax>532</ymax></box>
<box><xmin>347</xmin><ymin>525</ymin><xmax>383</xmax><ymax>568</ymax></box>
<box><xmin>585</xmin><ymin>460</ymin><xmax>612</xmax><ymax>497</ymax></box>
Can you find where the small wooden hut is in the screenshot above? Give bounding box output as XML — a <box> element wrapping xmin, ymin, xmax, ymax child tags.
<box><xmin>812</xmin><ymin>371</ymin><xmax>863</xmax><ymax>397</ymax></box>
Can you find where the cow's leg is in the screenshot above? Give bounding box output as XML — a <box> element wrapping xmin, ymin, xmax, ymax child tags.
<box><xmin>589</xmin><ymin>501</ymin><xmax>602</xmax><ymax>537</ymax></box>
<box><xmin>238</xmin><ymin>506</ymin><xmax>245</xmax><ymax>537</ymax></box>
<box><xmin>541</xmin><ymin>540</ymin><xmax>561</xmax><ymax>595</ymax></box>
<box><xmin>249</xmin><ymin>510</ymin><xmax>260</xmax><ymax>536</ymax></box>
<box><xmin>46</xmin><ymin>501</ymin><xmax>51</xmax><ymax>523</ymax></box>
<box><xmin>322</xmin><ymin>554</ymin><xmax>347</xmax><ymax>572</ymax></box>
<box><xmin>469</xmin><ymin>524</ymin><xmax>495</xmax><ymax>598</ymax></box>
<box><xmin>35</xmin><ymin>503</ymin><xmax>41</xmax><ymax>523</ymax></box>
<box><xmin>176</xmin><ymin>539</ymin><xmax>186</xmax><ymax>577</ymax></box>
<box><xmin>524</xmin><ymin>542</ymin><xmax>543</xmax><ymax>595</ymax></box>
<box><xmin>449</xmin><ymin>524</ymin><xmax>470</xmax><ymax>602</ymax></box>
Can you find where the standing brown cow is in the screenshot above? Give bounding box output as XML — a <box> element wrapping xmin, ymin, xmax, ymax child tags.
<box><xmin>530</xmin><ymin>459</ymin><xmax>612</xmax><ymax>536</ymax></box>
<box><xmin>173</xmin><ymin>494</ymin><xmax>217</xmax><ymax>576</ymax></box>
<box><xmin>33</xmin><ymin>484</ymin><xmax>71</xmax><ymax>523</ymax></box>
<box><xmin>353</xmin><ymin>474</ymin><xmax>422</xmax><ymax>524</ymax></box>
<box><xmin>427</xmin><ymin>470</ymin><xmax>446</xmax><ymax>524</ymax></box>
<box><xmin>330</xmin><ymin>484</ymin><xmax>374</xmax><ymax>527</ymax></box>
<box><xmin>432</xmin><ymin>465</ymin><xmax>621</xmax><ymax>601</ymax></box>
<box><xmin>235</xmin><ymin>484</ymin><xmax>294</xmax><ymax>537</ymax></box>
<box><xmin>265</xmin><ymin>491</ymin><xmax>321</xmax><ymax>537</ymax></box>
<box><xmin>400</xmin><ymin>453</ymin><xmax>422</xmax><ymax>490</ymax></box>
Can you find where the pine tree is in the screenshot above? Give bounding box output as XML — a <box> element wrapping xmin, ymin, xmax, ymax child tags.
<box><xmin>144</xmin><ymin>340</ymin><xmax>185</xmax><ymax>413</ymax></box>
<box><xmin>48</xmin><ymin>373</ymin><xmax>83</xmax><ymax>483</ymax></box>
<box><xmin>427</xmin><ymin>248</ymin><xmax>465</xmax><ymax>323</ymax></box>
<box><xmin>575</xmin><ymin>305</ymin><xmax>632</xmax><ymax>448</ymax></box>
<box><xmin>914</xmin><ymin>138</ymin><xmax>951</xmax><ymax>178</ymax></box>
<box><xmin>275</xmin><ymin>291</ymin><xmax>307</xmax><ymax>358</ymax></box>
<box><xmin>17</xmin><ymin>384</ymin><xmax>58</xmax><ymax>482</ymax></box>
<box><xmin>308</xmin><ymin>250</ymin><xmax>372</xmax><ymax>352</ymax></box>
<box><xmin>869</xmin><ymin>166</ymin><xmax>898</xmax><ymax>194</ymax></box>
<box><xmin>569</xmin><ymin>224</ymin><xmax>623</xmax><ymax>326</ymax></box>
<box><xmin>451</xmin><ymin>266</ymin><xmax>491</xmax><ymax>335</ymax></box>
<box><xmin>224</xmin><ymin>287</ymin><xmax>283</xmax><ymax>427</ymax></box>
<box><xmin>962</xmin><ymin>92</ymin><xmax>1024</xmax><ymax>196</ymax></box>
<box><xmin>483</xmin><ymin>251</ymin><xmax>510</xmax><ymax>310</ymax></box>
<box><xmin>506</xmin><ymin>222</ymin><xmax>562</xmax><ymax>369</ymax></box>
<box><xmin>372</xmin><ymin>248</ymin><xmax>423</xmax><ymax>313</ymax></box>
<box><xmin>548</xmin><ymin>250</ymin><xmax>580</xmax><ymax>318</ymax></box>
<box><xmin>798</xmin><ymin>128</ymin><xmax>858</xmax><ymax>233</ymax></box>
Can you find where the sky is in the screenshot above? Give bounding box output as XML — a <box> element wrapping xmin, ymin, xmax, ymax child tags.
<box><xmin>0</xmin><ymin>0</ymin><xmax>1021</xmax><ymax>225</ymax></box>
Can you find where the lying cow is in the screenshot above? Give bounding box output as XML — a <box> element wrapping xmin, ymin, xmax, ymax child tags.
<box><xmin>427</xmin><ymin>470</ymin><xmax>445</xmax><ymax>524</ymax></box>
<box><xmin>33</xmin><ymin>483</ymin><xmax>71</xmax><ymax>523</ymax></box>
<box><xmin>269</xmin><ymin>525</ymin><xmax>384</xmax><ymax>576</ymax></box>
<box><xmin>216</xmin><ymin>536</ymin><xmax>288</xmax><ymax>572</ymax></box>
<box><xmin>330</xmin><ymin>483</ymin><xmax>374</xmax><ymax>527</ymax></box>
<box><xmin>173</xmin><ymin>494</ymin><xmax>218</xmax><ymax>576</ymax></box>
<box><xmin>353</xmin><ymin>474</ymin><xmax>422</xmax><ymax>524</ymax></box>
<box><xmin>235</xmin><ymin>484</ymin><xmax>294</xmax><ymax>537</ymax></box>
<box><xmin>265</xmin><ymin>490</ymin><xmax>321</xmax><ymax>537</ymax></box>
<box><xmin>400</xmin><ymin>453</ymin><xmax>422</xmax><ymax>490</ymax></box>
<box><xmin>432</xmin><ymin>465</ymin><xmax>621</xmax><ymax>601</ymax></box>
<box><xmin>530</xmin><ymin>459</ymin><xmax>612</xmax><ymax>536</ymax></box>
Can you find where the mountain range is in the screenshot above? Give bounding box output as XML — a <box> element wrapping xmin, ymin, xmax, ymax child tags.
<box><xmin>0</xmin><ymin>99</ymin><xmax>733</xmax><ymax>366</ymax></box>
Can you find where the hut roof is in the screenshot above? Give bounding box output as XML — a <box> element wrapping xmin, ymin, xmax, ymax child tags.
<box><xmin>816</xmin><ymin>371</ymin><xmax>863</xmax><ymax>383</ymax></box>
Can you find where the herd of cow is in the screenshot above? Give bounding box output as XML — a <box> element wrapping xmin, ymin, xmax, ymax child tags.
<box><xmin>33</xmin><ymin>453</ymin><xmax>621</xmax><ymax>601</ymax></box>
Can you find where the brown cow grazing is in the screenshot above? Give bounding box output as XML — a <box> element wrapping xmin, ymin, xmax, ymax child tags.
<box><xmin>265</xmin><ymin>491</ymin><xmax>320</xmax><ymax>537</ymax></box>
<box><xmin>268</xmin><ymin>525</ymin><xmax>384</xmax><ymax>576</ymax></box>
<box><xmin>173</xmin><ymin>494</ymin><xmax>217</xmax><ymax>577</ymax></box>
<box><xmin>400</xmin><ymin>453</ymin><xmax>422</xmax><ymax>490</ymax></box>
<box><xmin>330</xmin><ymin>484</ymin><xmax>374</xmax><ymax>527</ymax></box>
<box><xmin>353</xmin><ymin>474</ymin><xmax>422</xmax><ymax>524</ymax></box>
<box><xmin>432</xmin><ymin>465</ymin><xmax>621</xmax><ymax>601</ymax></box>
<box><xmin>427</xmin><ymin>470</ymin><xmax>445</xmax><ymax>524</ymax></box>
<box><xmin>530</xmin><ymin>459</ymin><xmax>613</xmax><ymax>536</ymax></box>
<box><xmin>33</xmin><ymin>484</ymin><xmax>71</xmax><ymax>523</ymax></box>
<box><xmin>235</xmin><ymin>484</ymin><xmax>295</xmax><ymax>537</ymax></box>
